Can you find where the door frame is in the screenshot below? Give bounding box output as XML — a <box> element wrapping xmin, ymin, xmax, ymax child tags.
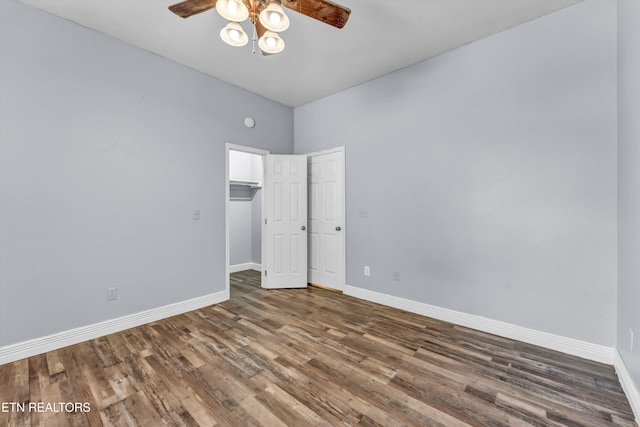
<box><xmin>306</xmin><ymin>146</ymin><xmax>346</xmax><ymax>290</ymax></box>
<box><xmin>225</xmin><ymin>143</ymin><xmax>270</xmax><ymax>298</ymax></box>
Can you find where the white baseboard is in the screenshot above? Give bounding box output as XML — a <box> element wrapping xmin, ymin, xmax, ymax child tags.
<box><xmin>344</xmin><ymin>285</ymin><xmax>614</xmax><ymax>365</ymax></box>
<box><xmin>0</xmin><ymin>290</ymin><xmax>228</xmax><ymax>365</ymax></box>
<box><xmin>229</xmin><ymin>263</ymin><xmax>261</xmax><ymax>273</ymax></box>
<box><xmin>614</xmin><ymin>351</ymin><xmax>640</xmax><ymax>423</ymax></box>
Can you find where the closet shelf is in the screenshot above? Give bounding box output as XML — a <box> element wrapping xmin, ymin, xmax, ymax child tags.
<box><xmin>230</xmin><ymin>180</ymin><xmax>262</xmax><ymax>188</ymax></box>
<box><xmin>230</xmin><ymin>180</ymin><xmax>261</xmax><ymax>201</ymax></box>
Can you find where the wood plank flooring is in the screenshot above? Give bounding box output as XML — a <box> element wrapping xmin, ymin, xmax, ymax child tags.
<box><xmin>0</xmin><ymin>270</ymin><xmax>636</xmax><ymax>426</ymax></box>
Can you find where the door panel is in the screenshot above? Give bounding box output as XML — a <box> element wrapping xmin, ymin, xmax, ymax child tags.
<box><xmin>264</xmin><ymin>155</ymin><xmax>308</xmax><ymax>289</ymax></box>
<box><xmin>309</xmin><ymin>233</ymin><xmax>320</xmax><ymax>271</ymax></box>
<box><xmin>291</xmin><ymin>234</ymin><xmax>300</xmax><ymax>273</ymax></box>
<box><xmin>325</xmin><ymin>234</ymin><xmax>337</xmax><ymax>273</ymax></box>
<box><xmin>307</xmin><ymin>150</ymin><xmax>345</xmax><ymax>291</ymax></box>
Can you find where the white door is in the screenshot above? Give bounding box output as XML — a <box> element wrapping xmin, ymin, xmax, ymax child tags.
<box><xmin>263</xmin><ymin>155</ymin><xmax>308</xmax><ymax>289</ymax></box>
<box><xmin>308</xmin><ymin>150</ymin><xmax>345</xmax><ymax>291</ymax></box>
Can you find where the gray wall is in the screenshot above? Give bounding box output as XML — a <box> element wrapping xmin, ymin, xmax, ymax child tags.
<box><xmin>0</xmin><ymin>0</ymin><xmax>293</xmax><ymax>347</ymax></box>
<box><xmin>295</xmin><ymin>0</ymin><xmax>618</xmax><ymax>346</ymax></box>
<box><xmin>229</xmin><ymin>201</ymin><xmax>253</xmax><ymax>266</ymax></box>
<box><xmin>251</xmin><ymin>155</ymin><xmax>263</xmax><ymax>265</ymax></box>
<box><xmin>252</xmin><ymin>190</ymin><xmax>262</xmax><ymax>265</ymax></box>
<box><xmin>617</xmin><ymin>0</ymin><xmax>640</xmax><ymax>394</ymax></box>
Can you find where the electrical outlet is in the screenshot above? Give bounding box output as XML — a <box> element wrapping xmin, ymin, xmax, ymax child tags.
<box><xmin>364</xmin><ymin>266</ymin><xmax>370</xmax><ymax>276</ymax></box>
<box><xmin>193</xmin><ymin>209</ymin><xmax>201</xmax><ymax>220</ymax></box>
<box><xmin>393</xmin><ymin>271</ymin><xmax>400</xmax><ymax>281</ymax></box>
<box><xmin>107</xmin><ymin>287</ymin><xmax>118</xmax><ymax>301</ymax></box>
<box><xmin>359</xmin><ymin>209</ymin><xmax>368</xmax><ymax>218</ymax></box>
<box><xmin>630</xmin><ymin>328</ymin><xmax>635</xmax><ymax>352</ymax></box>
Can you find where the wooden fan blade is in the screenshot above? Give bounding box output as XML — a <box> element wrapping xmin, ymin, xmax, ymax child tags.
<box><xmin>169</xmin><ymin>0</ymin><xmax>217</xmax><ymax>18</ymax></box>
<box><xmin>282</xmin><ymin>0</ymin><xmax>351</xmax><ymax>29</ymax></box>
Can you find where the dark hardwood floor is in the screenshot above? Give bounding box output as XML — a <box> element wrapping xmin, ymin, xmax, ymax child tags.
<box><xmin>0</xmin><ymin>270</ymin><xmax>636</xmax><ymax>426</ymax></box>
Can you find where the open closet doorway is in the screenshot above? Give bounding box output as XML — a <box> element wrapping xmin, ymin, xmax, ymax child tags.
<box><xmin>225</xmin><ymin>143</ymin><xmax>269</xmax><ymax>296</ymax></box>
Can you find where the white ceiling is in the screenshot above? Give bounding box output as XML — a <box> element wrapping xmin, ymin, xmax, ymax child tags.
<box><xmin>19</xmin><ymin>0</ymin><xmax>581</xmax><ymax>107</ymax></box>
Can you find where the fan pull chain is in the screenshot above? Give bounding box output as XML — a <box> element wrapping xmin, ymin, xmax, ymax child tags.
<box><xmin>251</xmin><ymin>25</ymin><xmax>258</xmax><ymax>55</ymax></box>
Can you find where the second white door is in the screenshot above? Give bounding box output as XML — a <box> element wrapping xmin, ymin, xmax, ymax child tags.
<box><xmin>308</xmin><ymin>150</ymin><xmax>345</xmax><ymax>291</ymax></box>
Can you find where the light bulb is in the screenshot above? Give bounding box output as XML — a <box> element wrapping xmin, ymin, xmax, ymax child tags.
<box><xmin>216</xmin><ymin>0</ymin><xmax>249</xmax><ymax>22</ymax></box>
<box><xmin>269</xmin><ymin>12</ymin><xmax>281</xmax><ymax>25</ymax></box>
<box><xmin>259</xmin><ymin>30</ymin><xmax>284</xmax><ymax>53</ymax></box>
<box><xmin>221</xmin><ymin>21</ymin><xmax>248</xmax><ymax>47</ymax></box>
<box><xmin>259</xmin><ymin>2</ymin><xmax>289</xmax><ymax>32</ymax></box>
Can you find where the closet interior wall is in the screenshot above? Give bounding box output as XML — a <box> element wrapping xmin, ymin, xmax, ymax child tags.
<box><xmin>229</xmin><ymin>150</ymin><xmax>263</xmax><ymax>269</ymax></box>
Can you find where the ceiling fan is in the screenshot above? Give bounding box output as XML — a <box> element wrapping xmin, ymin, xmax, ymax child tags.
<box><xmin>168</xmin><ymin>0</ymin><xmax>351</xmax><ymax>55</ymax></box>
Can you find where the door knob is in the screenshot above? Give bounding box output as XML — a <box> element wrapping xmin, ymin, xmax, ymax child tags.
<box><xmin>336</xmin><ymin>226</ymin><xmax>341</xmax><ymax>231</ymax></box>
<box><xmin>301</xmin><ymin>226</ymin><xmax>306</xmax><ymax>231</ymax></box>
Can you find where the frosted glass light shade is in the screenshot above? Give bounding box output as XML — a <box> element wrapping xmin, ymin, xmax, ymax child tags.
<box><xmin>220</xmin><ymin>22</ymin><xmax>248</xmax><ymax>47</ymax></box>
<box><xmin>258</xmin><ymin>30</ymin><xmax>285</xmax><ymax>54</ymax></box>
<box><xmin>259</xmin><ymin>2</ymin><xmax>289</xmax><ymax>32</ymax></box>
<box><xmin>216</xmin><ymin>0</ymin><xmax>249</xmax><ymax>22</ymax></box>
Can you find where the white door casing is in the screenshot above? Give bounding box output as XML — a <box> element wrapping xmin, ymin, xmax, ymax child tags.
<box><xmin>308</xmin><ymin>149</ymin><xmax>345</xmax><ymax>291</ymax></box>
<box><xmin>263</xmin><ymin>155</ymin><xmax>308</xmax><ymax>289</ymax></box>
<box><xmin>225</xmin><ymin>143</ymin><xmax>269</xmax><ymax>297</ymax></box>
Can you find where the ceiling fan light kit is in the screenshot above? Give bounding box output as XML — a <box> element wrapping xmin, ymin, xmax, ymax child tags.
<box><xmin>216</xmin><ymin>0</ymin><xmax>289</xmax><ymax>53</ymax></box>
<box><xmin>169</xmin><ymin>0</ymin><xmax>351</xmax><ymax>55</ymax></box>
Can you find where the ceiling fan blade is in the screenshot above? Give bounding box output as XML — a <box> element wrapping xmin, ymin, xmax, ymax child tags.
<box><xmin>169</xmin><ymin>0</ymin><xmax>217</xmax><ymax>18</ymax></box>
<box><xmin>281</xmin><ymin>0</ymin><xmax>351</xmax><ymax>29</ymax></box>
